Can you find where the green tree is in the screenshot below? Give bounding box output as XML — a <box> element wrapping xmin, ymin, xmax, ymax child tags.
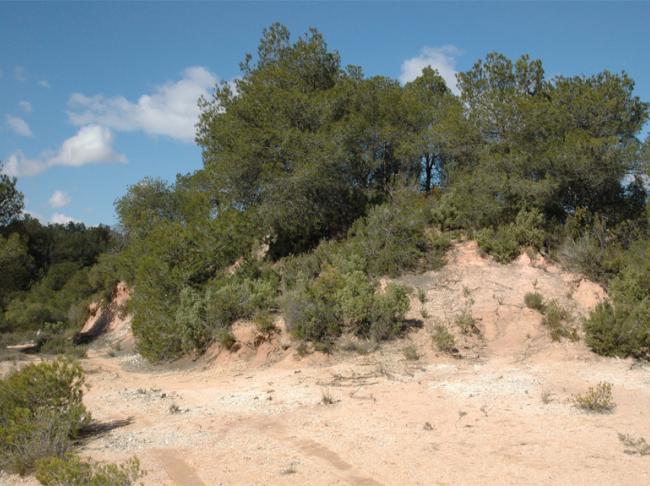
<box><xmin>0</xmin><ymin>162</ymin><xmax>24</xmax><ymax>227</ymax></box>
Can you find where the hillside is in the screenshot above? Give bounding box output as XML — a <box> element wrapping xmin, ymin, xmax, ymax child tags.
<box><xmin>4</xmin><ymin>242</ymin><xmax>649</xmax><ymax>485</ymax></box>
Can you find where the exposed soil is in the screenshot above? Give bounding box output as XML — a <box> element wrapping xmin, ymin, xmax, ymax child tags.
<box><xmin>3</xmin><ymin>242</ymin><xmax>650</xmax><ymax>485</ymax></box>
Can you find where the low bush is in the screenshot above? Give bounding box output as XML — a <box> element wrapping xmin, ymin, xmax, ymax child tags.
<box><xmin>584</xmin><ymin>243</ymin><xmax>650</xmax><ymax>359</ymax></box>
<box><xmin>524</xmin><ymin>292</ymin><xmax>545</xmax><ymax>312</ymax></box>
<box><xmin>402</xmin><ymin>344</ymin><xmax>419</xmax><ymax>361</ymax></box>
<box><xmin>432</xmin><ymin>324</ymin><xmax>457</xmax><ymax>354</ymax></box>
<box><xmin>455</xmin><ymin>309</ymin><xmax>478</xmax><ymax>335</ymax></box>
<box><xmin>282</xmin><ymin>267</ymin><xmax>410</xmax><ymax>345</ymax></box>
<box><xmin>541</xmin><ymin>300</ymin><xmax>576</xmax><ymax>341</ymax></box>
<box><xmin>476</xmin><ymin>208</ymin><xmax>545</xmax><ymax>263</ymax></box>
<box><xmin>0</xmin><ymin>359</ymin><xmax>90</xmax><ymax>474</ymax></box>
<box><xmin>572</xmin><ymin>381</ymin><xmax>615</xmax><ymax>413</ymax></box>
<box><xmin>35</xmin><ymin>454</ymin><xmax>144</xmax><ymax>485</ymax></box>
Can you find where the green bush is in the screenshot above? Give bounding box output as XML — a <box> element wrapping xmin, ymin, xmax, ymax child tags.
<box><xmin>572</xmin><ymin>382</ymin><xmax>615</xmax><ymax>413</ymax></box>
<box><xmin>476</xmin><ymin>226</ymin><xmax>520</xmax><ymax>263</ymax></box>
<box><xmin>541</xmin><ymin>300</ymin><xmax>575</xmax><ymax>341</ymax></box>
<box><xmin>282</xmin><ymin>267</ymin><xmax>410</xmax><ymax>344</ymax></box>
<box><xmin>35</xmin><ymin>454</ymin><xmax>143</xmax><ymax>486</ymax></box>
<box><xmin>524</xmin><ymin>292</ymin><xmax>545</xmax><ymax>312</ymax></box>
<box><xmin>584</xmin><ymin>244</ymin><xmax>650</xmax><ymax>359</ymax></box>
<box><xmin>476</xmin><ymin>208</ymin><xmax>546</xmax><ymax>263</ymax></box>
<box><xmin>0</xmin><ymin>359</ymin><xmax>90</xmax><ymax>474</ymax></box>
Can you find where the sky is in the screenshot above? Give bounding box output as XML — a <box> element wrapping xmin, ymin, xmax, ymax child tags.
<box><xmin>1</xmin><ymin>1</ymin><xmax>649</xmax><ymax>227</ymax></box>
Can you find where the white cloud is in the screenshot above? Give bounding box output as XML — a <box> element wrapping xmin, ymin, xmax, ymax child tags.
<box><xmin>50</xmin><ymin>212</ymin><xmax>77</xmax><ymax>225</ymax></box>
<box><xmin>399</xmin><ymin>45</ymin><xmax>462</xmax><ymax>95</ymax></box>
<box><xmin>14</xmin><ymin>66</ymin><xmax>27</xmax><ymax>81</ymax></box>
<box><xmin>6</xmin><ymin>115</ymin><xmax>33</xmax><ymax>137</ymax></box>
<box><xmin>2</xmin><ymin>125</ymin><xmax>126</xmax><ymax>177</ymax></box>
<box><xmin>49</xmin><ymin>190</ymin><xmax>71</xmax><ymax>208</ymax></box>
<box><xmin>19</xmin><ymin>101</ymin><xmax>32</xmax><ymax>113</ymax></box>
<box><xmin>38</xmin><ymin>80</ymin><xmax>50</xmax><ymax>89</ymax></box>
<box><xmin>68</xmin><ymin>66</ymin><xmax>218</xmax><ymax>143</ymax></box>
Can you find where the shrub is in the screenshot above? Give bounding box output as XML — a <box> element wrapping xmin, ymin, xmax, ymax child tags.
<box><xmin>455</xmin><ymin>309</ymin><xmax>478</xmax><ymax>335</ymax></box>
<box><xmin>367</xmin><ymin>283</ymin><xmax>410</xmax><ymax>341</ymax></box>
<box><xmin>572</xmin><ymin>382</ymin><xmax>615</xmax><ymax>413</ymax></box>
<box><xmin>254</xmin><ymin>311</ymin><xmax>277</xmax><ymax>338</ymax></box>
<box><xmin>402</xmin><ymin>344</ymin><xmax>419</xmax><ymax>361</ymax></box>
<box><xmin>0</xmin><ymin>359</ymin><xmax>90</xmax><ymax>474</ymax></box>
<box><xmin>584</xmin><ymin>300</ymin><xmax>650</xmax><ymax>359</ymax></box>
<box><xmin>476</xmin><ymin>226</ymin><xmax>520</xmax><ymax>263</ymax></box>
<box><xmin>432</xmin><ymin>324</ymin><xmax>457</xmax><ymax>354</ymax></box>
<box><xmin>283</xmin><ymin>267</ymin><xmax>410</xmax><ymax>344</ymax></box>
<box><xmin>35</xmin><ymin>454</ymin><xmax>143</xmax><ymax>485</ymax></box>
<box><xmin>541</xmin><ymin>300</ymin><xmax>575</xmax><ymax>341</ymax></box>
<box><xmin>618</xmin><ymin>433</ymin><xmax>650</xmax><ymax>456</ymax></box>
<box><xmin>477</xmin><ymin>208</ymin><xmax>546</xmax><ymax>263</ymax></box>
<box><xmin>344</xmin><ymin>193</ymin><xmax>449</xmax><ymax>277</ymax></box>
<box><xmin>524</xmin><ymin>292</ymin><xmax>545</xmax><ymax>312</ymax></box>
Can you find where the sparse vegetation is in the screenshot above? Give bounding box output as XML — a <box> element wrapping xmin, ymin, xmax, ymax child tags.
<box><xmin>321</xmin><ymin>388</ymin><xmax>336</xmax><ymax>405</ymax></box>
<box><xmin>524</xmin><ymin>292</ymin><xmax>545</xmax><ymax>312</ymax></box>
<box><xmin>35</xmin><ymin>454</ymin><xmax>144</xmax><ymax>485</ymax></box>
<box><xmin>455</xmin><ymin>309</ymin><xmax>478</xmax><ymax>335</ymax></box>
<box><xmin>542</xmin><ymin>300</ymin><xmax>576</xmax><ymax>341</ymax></box>
<box><xmin>417</xmin><ymin>288</ymin><xmax>427</xmax><ymax>304</ymax></box>
<box><xmin>432</xmin><ymin>324</ymin><xmax>457</xmax><ymax>354</ymax></box>
<box><xmin>402</xmin><ymin>344</ymin><xmax>420</xmax><ymax>361</ymax></box>
<box><xmin>573</xmin><ymin>382</ymin><xmax>615</xmax><ymax>413</ymax></box>
<box><xmin>618</xmin><ymin>433</ymin><xmax>650</xmax><ymax>456</ymax></box>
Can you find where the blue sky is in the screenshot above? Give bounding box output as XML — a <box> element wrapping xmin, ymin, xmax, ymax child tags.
<box><xmin>1</xmin><ymin>1</ymin><xmax>649</xmax><ymax>227</ymax></box>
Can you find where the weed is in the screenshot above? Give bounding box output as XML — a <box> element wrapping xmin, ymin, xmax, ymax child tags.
<box><xmin>455</xmin><ymin>309</ymin><xmax>478</xmax><ymax>335</ymax></box>
<box><xmin>168</xmin><ymin>404</ymin><xmax>181</xmax><ymax>415</ymax></box>
<box><xmin>618</xmin><ymin>433</ymin><xmax>650</xmax><ymax>456</ymax></box>
<box><xmin>524</xmin><ymin>292</ymin><xmax>545</xmax><ymax>312</ymax></box>
<box><xmin>321</xmin><ymin>389</ymin><xmax>336</xmax><ymax>405</ymax></box>
<box><xmin>541</xmin><ymin>390</ymin><xmax>553</xmax><ymax>404</ymax></box>
<box><xmin>542</xmin><ymin>300</ymin><xmax>576</xmax><ymax>341</ymax></box>
<box><xmin>573</xmin><ymin>382</ymin><xmax>615</xmax><ymax>413</ymax></box>
<box><xmin>417</xmin><ymin>288</ymin><xmax>427</xmax><ymax>304</ymax></box>
<box><xmin>402</xmin><ymin>344</ymin><xmax>420</xmax><ymax>361</ymax></box>
<box><xmin>421</xmin><ymin>308</ymin><xmax>430</xmax><ymax>319</ymax></box>
<box><xmin>432</xmin><ymin>324</ymin><xmax>457</xmax><ymax>354</ymax></box>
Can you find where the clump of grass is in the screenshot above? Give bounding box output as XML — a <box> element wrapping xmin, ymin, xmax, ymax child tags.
<box><xmin>541</xmin><ymin>390</ymin><xmax>553</xmax><ymax>404</ymax></box>
<box><xmin>432</xmin><ymin>324</ymin><xmax>457</xmax><ymax>354</ymax></box>
<box><xmin>573</xmin><ymin>382</ymin><xmax>615</xmax><ymax>413</ymax></box>
<box><xmin>542</xmin><ymin>300</ymin><xmax>576</xmax><ymax>341</ymax></box>
<box><xmin>420</xmin><ymin>308</ymin><xmax>430</xmax><ymax>319</ymax></box>
<box><xmin>455</xmin><ymin>309</ymin><xmax>479</xmax><ymax>335</ymax></box>
<box><xmin>402</xmin><ymin>344</ymin><xmax>419</xmax><ymax>361</ymax></box>
<box><xmin>320</xmin><ymin>388</ymin><xmax>336</xmax><ymax>405</ymax></box>
<box><xmin>618</xmin><ymin>433</ymin><xmax>650</xmax><ymax>456</ymax></box>
<box><xmin>168</xmin><ymin>403</ymin><xmax>181</xmax><ymax>415</ymax></box>
<box><xmin>524</xmin><ymin>292</ymin><xmax>545</xmax><ymax>312</ymax></box>
<box><xmin>417</xmin><ymin>288</ymin><xmax>427</xmax><ymax>304</ymax></box>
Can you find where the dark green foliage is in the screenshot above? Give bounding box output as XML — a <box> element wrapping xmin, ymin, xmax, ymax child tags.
<box><xmin>36</xmin><ymin>454</ymin><xmax>143</xmax><ymax>486</ymax></box>
<box><xmin>282</xmin><ymin>267</ymin><xmax>409</xmax><ymax>343</ymax></box>
<box><xmin>476</xmin><ymin>208</ymin><xmax>546</xmax><ymax>263</ymax></box>
<box><xmin>0</xmin><ymin>359</ymin><xmax>90</xmax><ymax>474</ymax></box>
<box><xmin>584</xmin><ymin>242</ymin><xmax>650</xmax><ymax>359</ymax></box>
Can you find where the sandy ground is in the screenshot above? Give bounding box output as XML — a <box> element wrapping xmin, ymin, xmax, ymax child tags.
<box><xmin>3</xmin><ymin>242</ymin><xmax>650</xmax><ymax>485</ymax></box>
